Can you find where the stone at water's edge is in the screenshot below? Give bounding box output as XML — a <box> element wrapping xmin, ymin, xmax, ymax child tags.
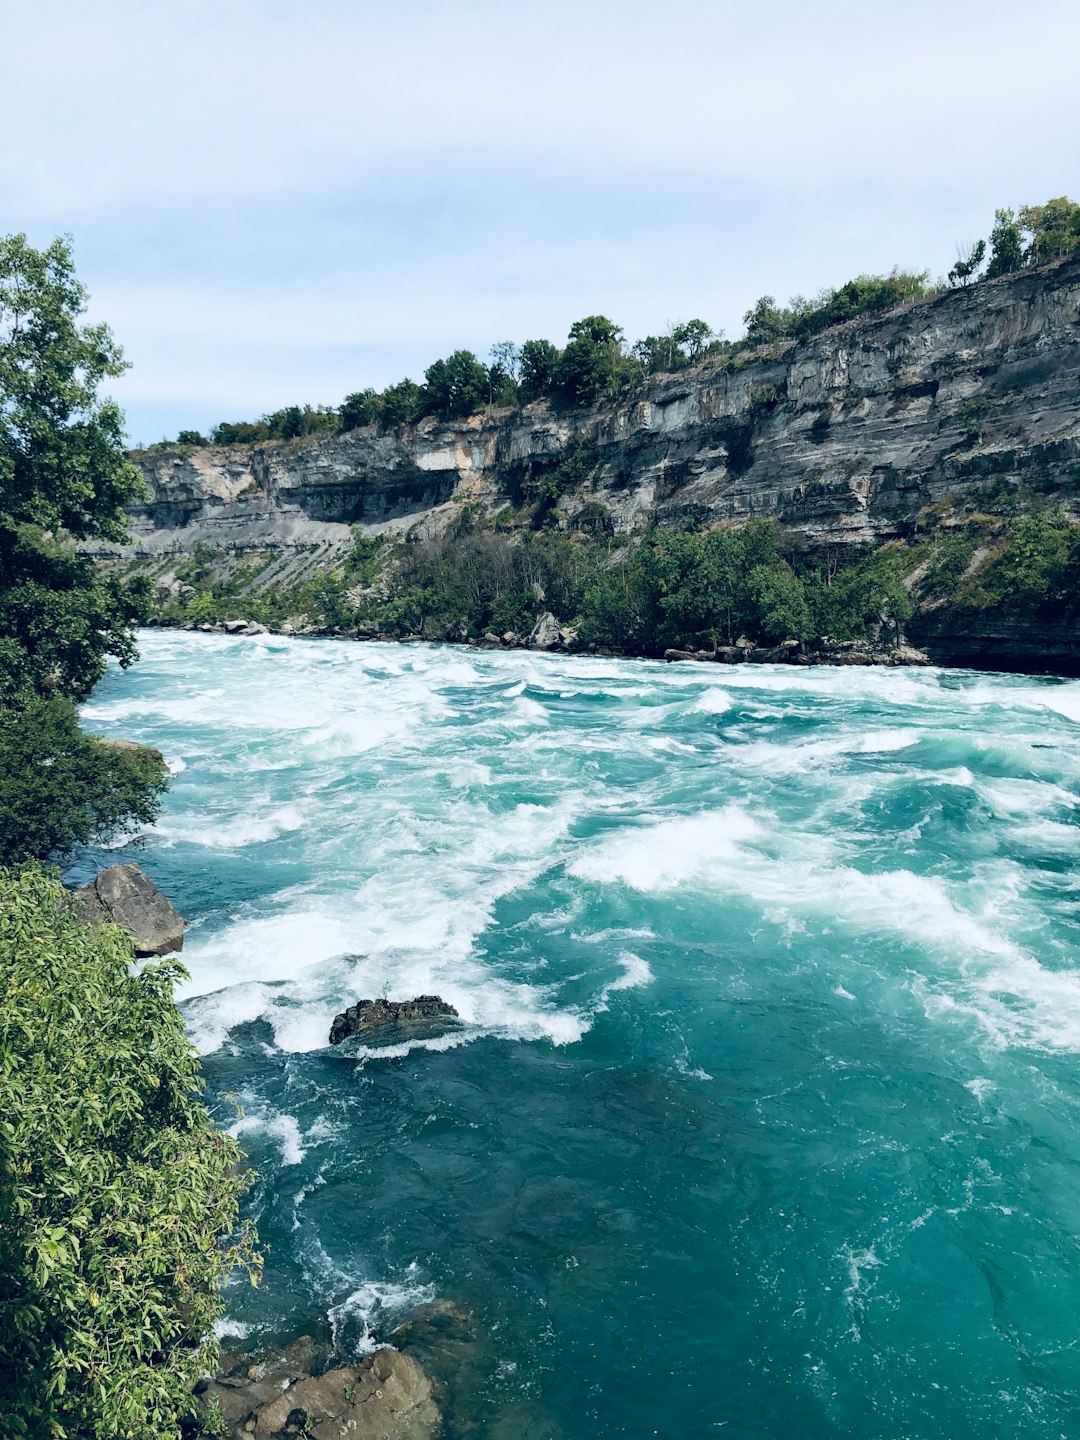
<box><xmin>72</xmin><ymin>862</ymin><xmax>185</xmax><ymax>956</ymax></box>
<box><xmin>201</xmin><ymin>1342</ymin><xmax>439</xmax><ymax>1440</ymax></box>
<box><xmin>329</xmin><ymin>995</ymin><xmax>460</xmax><ymax>1046</ymax></box>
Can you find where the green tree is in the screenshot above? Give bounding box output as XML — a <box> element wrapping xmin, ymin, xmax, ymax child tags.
<box><xmin>519</xmin><ymin>339</ymin><xmax>562</xmax><ymax>402</ymax></box>
<box><xmin>209</xmin><ymin>419</ymin><xmax>270</xmax><ymax>445</ymax></box>
<box><xmin>948</xmin><ymin>239</ymin><xmax>986</xmax><ymax>288</ymax></box>
<box><xmin>0</xmin><ymin>232</ymin><xmax>168</xmax><ymax>856</ymax></box>
<box><xmin>1019</xmin><ymin>196</ymin><xmax>1080</xmax><ymax>265</ymax></box>
<box><xmin>557</xmin><ymin>316</ymin><xmax>624</xmax><ymax>406</ymax></box>
<box><xmin>175</xmin><ymin>429</ymin><xmax>208</xmax><ymax>446</ymax></box>
<box><xmin>422</xmin><ymin>350</ymin><xmax>489</xmax><ymax>420</ymax></box>
<box><xmin>339</xmin><ymin>387</ymin><xmax>381</xmax><ymax>431</ymax></box>
<box><xmin>378</xmin><ymin>378</ymin><xmax>423</xmax><ymax>427</ymax></box>
<box><xmin>985</xmin><ymin>208</ymin><xmax>1025</xmax><ymax>278</ymax></box>
<box><xmin>0</xmin><ymin>864</ymin><xmax>258</xmax><ymax>1439</ymax></box>
<box><xmin>742</xmin><ymin>295</ymin><xmax>793</xmax><ymax>346</ymax></box>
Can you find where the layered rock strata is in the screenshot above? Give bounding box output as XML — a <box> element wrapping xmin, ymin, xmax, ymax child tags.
<box><xmin>118</xmin><ymin>257</ymin><xmax>1080</xmax><ymax>559</ymax></box>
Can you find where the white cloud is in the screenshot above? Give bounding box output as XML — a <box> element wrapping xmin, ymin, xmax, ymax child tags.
<box><xmin>3</xmin><ymin>0</ymin><xmax>1078</xmax><ymax>436</ymax></box>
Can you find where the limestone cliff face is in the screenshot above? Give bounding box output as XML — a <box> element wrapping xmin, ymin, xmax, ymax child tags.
<box><xmin>124</xmin><ymin>256</ymin><xmax>1080</xmax><ymax>558</ymax></box>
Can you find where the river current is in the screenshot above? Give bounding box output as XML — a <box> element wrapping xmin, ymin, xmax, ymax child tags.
<box><xmin>76</xmin><ymin>631</ymin><xmax>1080</xmax><ymax>1438</ymax></box>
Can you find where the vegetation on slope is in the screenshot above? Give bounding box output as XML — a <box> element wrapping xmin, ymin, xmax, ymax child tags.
<box><xmin>152</xmin><ymin>196</ymin><xmax>1080</xmax><ymax>449</ymax></box>
<box><xmin>149</xmin><ymin>483</ymin><xmax>1080</xmax><ymax>659</ymax></box>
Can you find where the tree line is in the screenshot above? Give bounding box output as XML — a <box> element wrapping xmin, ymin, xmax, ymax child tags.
<box><xmin>158</xmin><ymin>194</ymin><xmax>1080</xmax><ymax>450</ymax></box>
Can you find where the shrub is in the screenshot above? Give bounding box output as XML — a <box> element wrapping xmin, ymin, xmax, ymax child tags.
<box><xmin>0</xmin><ymin>865</ymin><xmax>259</xmax><ymax>1439</ymax></box>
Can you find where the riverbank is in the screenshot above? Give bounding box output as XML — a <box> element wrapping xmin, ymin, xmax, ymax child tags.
<box><xmin>146</xmin><ymin>612</ymin><xmax>936</xmax><ymax>670</ymax></box>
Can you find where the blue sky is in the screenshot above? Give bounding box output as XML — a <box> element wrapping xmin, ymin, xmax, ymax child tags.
<box><xmin>4</xmin><ymin>0</ymin><xmax>1079</xmax><ymax>443</ymax></box>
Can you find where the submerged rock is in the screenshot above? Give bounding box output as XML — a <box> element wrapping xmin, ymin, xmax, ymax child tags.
<box><xmin>72</xmin><ymin>863</ymin><xmax>185</xmax><ymax>956</ymax></box>
<box><xmin>201</xmin><ymin>1341</ymin><xmax>439</xmax><ymax>1440</ymax></box>
<box><xmin>329</xmin><ymin>995</ymin><xmax>460</xmax><ymax>1047</ymax></box>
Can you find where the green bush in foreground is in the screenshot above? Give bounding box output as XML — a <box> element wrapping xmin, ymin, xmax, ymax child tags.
<box><xmin>0</xmin><ymin>865</ymin><xmax>259</xmax><ymax>1439</ymax></box>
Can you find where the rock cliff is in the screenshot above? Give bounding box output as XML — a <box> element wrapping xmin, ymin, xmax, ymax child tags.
<box><xmin>122</xmin><ymin>256</ymin><xmax>1080</xmax><ymax>561</ymax></box>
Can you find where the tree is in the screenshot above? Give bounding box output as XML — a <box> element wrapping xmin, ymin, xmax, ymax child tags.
<box><xmin>557</xmin><ymin>316</ymin><xmax>624</xmax><ymax>406</ymax></box>
<box><xmin>948</xmin><ymin>239</ymin><xmax>986</xmax><ymax>288</ymax></box>
<box><xmin>209</xmin><ymin>419</ymin><xmax>270</xmax><ymax>445</ymax></box>
<box><xmin>339</xmin><ymin>387</ymin><xmax>381</xmax><ymax>431</ymax></box>
<box><xmin>985</xmin><ymin>208</ymin><xmax>1024</xmax><ymax>278</ymax></box>
<box><xmin>175</xmin><ymin>429</ymin><xmax>207</xmax><ymax>446</ymax></box>
<box><xmin>519</xmin><ymin>339</ymin><xmax>562</xmax><ymax>402</ymax></box>
<box><xmin>1018</xmin><ymin>196</ymin><xmax>1080</xmax><ymax>266</ymax></box>
<box><xmin>379</xmin><ymin>378</ymin><xmax>423</xmax><ymax>427</ymax></box>
<box><xmin>743</xmin><ymin>295</ymin><xmax>793</xmax><ymax>346</ymax></box>
<box><xmin>0</xmin><ymin>864</ymin><xmax>258</xmax><ymax>1439</ymax></box>
<box><xmin>674</xmin><ymin>318</ymin><xmax>715</xmax><ymax>360</ymax></box>
<box><xmin>1</xmin><ymin>236</ymin><xmax>142</xmax><ymax>544</ymax></box>
<box><xmin>0</xmin><ymin>232</ymin><xmax>168</xmax><ymax>855</ymax></box>
<box><xmin>422</xmin><ymin>350</ymin><xmax>489</xmax><ymax>419</ymax></box>
<box><xmin>489</xmin><ymin>341</ymin><xmax>520</xmax><ymax>382</ymax></box>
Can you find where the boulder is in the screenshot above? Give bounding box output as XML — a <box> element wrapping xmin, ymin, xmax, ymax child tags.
<box><xmin>72</xmin><ymin>863</ymin><xmax>185</xmax><ymax>956</ymax></box>
<box><xmin>329</xmin><ymin>995</ymin><xmax>459</xmax><ymax>1047</ymax></box>
<box><xmin>201</xmin><ymin>1343</ymin><xmax>439</xmax><ymax>1440</ymax></box>
<box><xmin>528</xmin><ymin>612</ymin><xmax>562</xmax><ymax>650</ymax></box>
<box><xmin>223</xmin><ymin>619</ymin><xmax>250</xmax><ymax>634</ymax></box>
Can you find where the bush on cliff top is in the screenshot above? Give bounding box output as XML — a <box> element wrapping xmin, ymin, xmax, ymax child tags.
<box><xmin>0</xmin><ymin>864</ymin><xmax>259</xmax><ymax>1440</ymax></box>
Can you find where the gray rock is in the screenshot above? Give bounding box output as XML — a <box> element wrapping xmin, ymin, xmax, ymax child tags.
<box><xmin>73</xmin><ymin>863</ymin><xmax>185</xmax><ymax>956</ymax></box>
<box><xmin>528</xmin><ymin>612</ymin><xmax>562</xmax><ymax>650</ymax></box>
<box><xmin>329</xmin><ymin>995</ymin><xmax>459</xmax><ymax>1047</ymax></box>
<box><xmin>223</xmin><ymin>618</ymin><xmax>250</xmax><ymax>633</ymax></box>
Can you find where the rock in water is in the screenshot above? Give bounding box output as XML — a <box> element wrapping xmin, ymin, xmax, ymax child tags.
<box><xmin>329</xmin><ymin>995</ymin><xmax>459</xmax><ymax>1046</ymax></box>
<box><xmin>72</xmin><ymin>863</ymin><xmax>185</xmax><ymax>956</ymax></box>
<box><xmin>202</xmin><ymin>1343</ymin><xmax>439</xmax><ymax>1440</ymax></box>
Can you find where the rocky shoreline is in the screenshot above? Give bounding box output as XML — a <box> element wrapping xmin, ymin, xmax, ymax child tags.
<box><xmin>146</xmin><ymin>610</ymin><xmax>937</xmax><ymax>670</ymax></box>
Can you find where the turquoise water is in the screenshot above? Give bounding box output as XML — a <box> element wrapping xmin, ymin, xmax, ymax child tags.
<box><xmin>78</xmin><ymin>632</ymin><xmax>1080</xmax><ymax>1438</ymax></box>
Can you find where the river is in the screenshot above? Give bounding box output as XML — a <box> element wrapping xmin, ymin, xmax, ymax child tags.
<box><xmin>76</xmin><ymin>631</ymin><xmax>1080</xmax><ymax>1438</ymax></box>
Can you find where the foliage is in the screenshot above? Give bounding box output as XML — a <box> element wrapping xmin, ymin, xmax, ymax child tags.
<box><xmin>0</xmin><ymin>232</ymin><xmax>165</xmax><ymax>856</ymax></box>
<box><xmin>422</xmin><ymin>350</ymin><xmax>489</xmax><ymax>420</ymax></box>
<box><xmin>0</xmin><ymin>235</ymin><xmax>153</xmax><ymax>707</ymax></box>
<box><xmin>0</xmin><ymin>235</ymin><xmax>143</xmax><ymax>544</ymax></box>
<box><xmin>985</xmin><ymin>208</ymin><xmax>1024</xmax><ymax>278</ymax></box>
<box><xmin>0</xmin><ymin>864</ymin><xmax>258</xmax><ymax>1439</ymax></box>
<box><xmin>948</xmin><ymin>240</ymin><xmax>986</xmax><ymax>288</ymax></box>
<box><xmin>556</xmin><ymin>316</ymin><xmax>625</xmax><ymax>406</ymax></box>
<box><xmin>632</xmin><ymin>320</ymin><xmax>715</xmax><ymax>374</ymax></box>
<box><xmin>339</xmin><ymin>388</ymin><xmax>381</xmax><ymax>431</ymax></box>
<box><xmin>519</xmin><ymin>339</ymin><xmax>563</xmax><ymax>403</ymax></box>
<box><xmin>1017</xmin><ymin>196</ymin><xmax>1080</xmax><ymax>266</ymax></box>
<box><xmin>378</xmin><ymin>378</ymin><xmax>423</xmax><ymax>427</ymax></box>
<box><xmin>0</xmin><ymin>699</ymin><xmax>167</xmax><ymax>865</ymax></box>
<box><xmin>0</xmin><ymin>525</ymin><xmax>151</xmax><ymax>704</ymax></box>
<box><xmin>175</xmin><ymin>430</ymin><xmax>208</xmax><ymax>447</ymax></box>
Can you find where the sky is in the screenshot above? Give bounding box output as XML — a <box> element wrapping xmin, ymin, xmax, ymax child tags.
<box><xmin>3</xmin><ymin>0</ymin><xmax>1079</xmax><ymax>444</ymax></box>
